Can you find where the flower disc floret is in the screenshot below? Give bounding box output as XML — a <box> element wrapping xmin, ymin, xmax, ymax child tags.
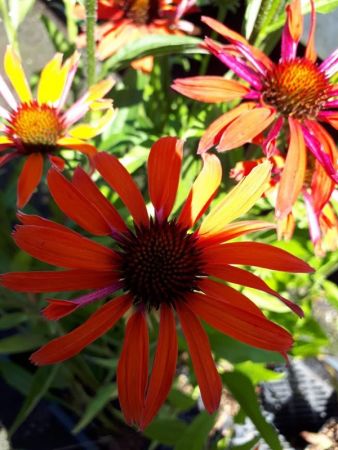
<box><xmin>125</xmin><ymin>0</ymin><xmax>159</xmax><ymax>24</ymax></box>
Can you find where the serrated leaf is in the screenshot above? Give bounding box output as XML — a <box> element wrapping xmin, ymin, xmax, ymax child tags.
<box><xmin>174</xmin><ymin>411</ymin><xmax>216</xmax><ymax>450</ymax></box>
<box><xmin>73</xmin><ymin>383</ymin><xmax>116</xmax><ymax>433</ymax></box>
<box><xmin>0</xmin><ymin>333</ymin><xmax>45</xmax><ymax>354</ymax></box>
<box><xmin>144</xmin><ymin>418</ymin><xmax>187</xmax><ymax>445</ymax></box>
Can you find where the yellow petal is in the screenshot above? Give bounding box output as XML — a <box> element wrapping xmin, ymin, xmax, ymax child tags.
<box><xmin>199</xmin><ymin>161</ymin><xmax>272</xmax><ymax>235</ymax></box>
<box><xmin>4</xmin><ymin>46</ymin><xmax>32</xmax><ymax>102</ymax></box>
<box><xmin>86</xmin><ymin>79</ymin><xmax>115</xmax><ymax>104</ymax></box>
<box><xmin>68</xmin><ymin>109</ymin><xmax>115</xmax><ymax>139</ymax></box>
<box><xmin>0</xmin><ymin>135</ymin><xmax>13</xmax><ymax>145</ymax></box>
<box><xmin>90</xmin><ymin>99</ymin><xmax>113</xmax><ymax>111</ymax></box>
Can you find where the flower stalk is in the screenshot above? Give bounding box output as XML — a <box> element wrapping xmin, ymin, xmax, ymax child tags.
<box><xmin>85</xmin><ymin>0</ymin><xmax>97</xmax><ymax>87</ymax></box>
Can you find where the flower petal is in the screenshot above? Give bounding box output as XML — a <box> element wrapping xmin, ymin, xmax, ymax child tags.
<box><xmin>204</xmin><ymin>242</ymin><xmax>314</xmax><ymax>273</ymax></box>
<box><xmin>68</xmin><ymin>109</ymin><xmax>115</xmax><ymax>139</ymax></box>
<box><xmin>178</xmin><ymin>153</ymin><xmax>222</xmax><ymax>229</ymax></box>
<box><xmin>140</xmin><ymin>306</ymin><xmax>177</xmax><ymax>430</ymax></box>
<box><xmin>172</xmin><ymin>76</ymin><xmax>249</xmax><ymax>103</ymax></box>
<box><xmin>176</xmin><ymin>301</ymin><xmax>222</xmax><ymax>413</ymax></box>
<box><xmin>147</xmin><ymin>137</ymin><xmax>183</xmax><ymax>221</ymax></box>
<box><xmin>117</xmin><ymin>310</ymin><xmax>149</xmax><ymax>426</ymax></box>
<box><xmin>13</xmin><ymin>225</ymin><xmax>118</xmax><ymax>270</ymax></box>
<box><xmin>95</xmin><ymin>152</ymin><xmax>149</xmax><ymax>226</ymax></box>
<box><xmin>199</xmin><ymin>161</ymin><xmax>271</xmax><ymax>236</ymax></box>
<box><xmin>217</xmin><ymin>107</ymin><xmax>276</xmax><ymax>152</ymax></box>
<box><xmin>198</xmin><ymin>102</ymin><xmax>256</xmax><ymax>154</ymax></box>
<box><xmin>47</xmin><ymin>168</ymin><xmax>112</xmax><ymax>236</ymax></box>
<box><xmin>30</xmin><ymin>295</ymin><xmax>131</xmax><ymax>365</ymax></box>
<box><xmin>305</xmin><ymin>0</ymin><xmax>317</xmax><ymax>62</ymax></box>
<box><xmin>276</xmin><ymin>117</ymin><xmax>306</xmax><ymax>219</ymax></box>
<box><xmin>4</xmin><ymin>46</ymin><xmax>32</xmax><ymax>102</ymax></box>
<box><xmin>56</xmin><ymin>137</ymin><xmax>97</xmax><ymax>156</ymax></box>
<box><xmin>17</xmin><ymin>153</ymin><xmax>44</xmax><ymax>208</ymax></box>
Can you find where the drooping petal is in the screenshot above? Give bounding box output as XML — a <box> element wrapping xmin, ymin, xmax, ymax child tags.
<box><xmin>208</xmin><ymin>265</ymin><xmax>304</xmax><ymax>317</ymax></box>
<box><xmin>17</xmin><ymin>153</ymin><xmax>44</xmax><ymax>208</ymax></box>
<box><xmin>47</xmin><ymin>168</ymin><xmax>112</xmax><ymax>236</ymax></box>
<box><xmin>178</xmin><ymin>153</ymin><xmax>222</xmax><ymax>229</ymax></box>
<box><xmin>305</xmin><ymin>0</ymin><xmax>317</xmax><ymax>62</ymax></box>
<box><xmin>56</xmin><ymin>137</ymin><xmax>97</xmax><ymax>157</ymax></box>
<box><xmin>147</xmin><ymin>137</ymin><xmax>183</xmax><ymax>221</ymax></box>
<box><xmin>0</xmin><ymin>269</ymin><xmax>116</xmax><ymax>292</ymax></box>
<box><xmin>13</xmin><ymin>225</ymin><xmax>118</xmax><ymax>270</ymax></box>
<box><xmin>198</xmin><ymin>102</ymin><xmax>256</xmax><ymax>154</ymax></box>
<box><xmin>172</xmin><ymin>76</ymin><xmax>249</xmax><ymax>103</ymax></box>
<box><xmin>4</xmin><ymin>46</ymin><xmax>32</xmax><ymax>102</ymax></box>
<box><xmin>95</xmin><ymin>152</ymin><xmax>149</xmax><ymax>226</ymax></box>
<box><xmin>30</xmin><ymin>295</ymin><xmax>132</xmax><ymax>365</ymax></box>
<box><xmin>176</xmin><ymin>301</ymin><xmax>222</xmax><ymax>413</ymax></box>
<box><xmin>199</xmin><ymin>161</ymin><xmax>271</xmax><ymax>236</ymax></box>
<box><xmin>204</xmin><ymin>242</ymin><xmax>314</xmax><ymax>273</ymax></box>
<box><xmin>0</xmin><ymin>152</ymin><xmax>17</xmax><ymax>168</ymax></box>
<box><xmin>188</xmin><ymin>292</ymin><xmax>293</xmax><ymax>354</ymax></box>
<box><xmin>217</xmin><ymin>107</ymin><xmax>276</xmax><ymax>152</ymax></box>
<box><xmin>276</xmin><ymin>117</ymin><xmax>306</xmax><ymax>219</ymax></box>
<box><xmin>48</xmin><ymin>154</ymin><xmax>65</xmax><ymax>170</ymax></box>
<box><xmin>72</xmin><ymin>167</ymin><xmax>128</xmax><ymax>233</ymax></box>
<box><xmin>140</xmin><ymin>306</ymin><xmax>177</xmax><ymax>430</ymax></box>
<box><xmin>318</xmin><ymin>110</ymin><xmax>338</xmax><ymax>130</ymax></box>
<box><xmin>117</xmin><ymin>310</ymin><xmax>149</xmax><ymax>426</ymax></box>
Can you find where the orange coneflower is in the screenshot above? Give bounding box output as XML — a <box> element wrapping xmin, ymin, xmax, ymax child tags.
<box><xmin>0</xmin><ymin>47</ymin><xmax>114</xmax><ymax>208</ymax></box>
<box><xmin>172</xmin><ymin>0</ymin><xmax>338</xmax><ymax>220</ymax></box>
<box><xmin>1</xmin><ymin>137</ymin><xmax>312</xmax><ymax>429</ymax></box>
<box><xmin>75</xmin><ymin>0</ymin><xmax>198</xmax><ymax>72</ymax></box>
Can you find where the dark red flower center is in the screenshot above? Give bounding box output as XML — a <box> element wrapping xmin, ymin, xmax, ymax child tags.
<box><xmin>6</xmin><ymin>101</ymin><xmax>64</xmax><ymax>153</ymax></box>
<box><xmin>262</xmin><ymin>59</ymin><xmax>330</xmax><ymax>120</ymax></box>
<box><xmin>122</xmin><ymin>0</ymin><xmax>160</xmax><ymax>24</ymax></box>
<box><xmin>117</xmin><ymin>220</ymin><xmax>205</xmax><ymax>309</ymax></box>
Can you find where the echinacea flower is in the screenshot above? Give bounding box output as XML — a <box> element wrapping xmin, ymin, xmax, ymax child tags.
<box><xmin>172</xmin><ymin>0</ymin><xmax>338</xmax><ymax>221</ymax></box>
<box><xmin>0</xmin><ymin>47</ymin><xmax>114</xmax><ymax>208</ymax></box>
<box><xmin>1</xmin><ymin>137</ymin><xmax>312</xmax><ymax>429</ymax></box>
<box><xmin>231</xmin><ymin>153</ymin><xmax>338</xmax><ymax>256</ymax></box>
<box><xmin>75</xmin><ymin>0</ymin><xmax>198</xmax><ymax>72</ymax></box>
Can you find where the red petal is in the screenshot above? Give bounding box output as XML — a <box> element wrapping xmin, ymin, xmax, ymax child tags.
<box><xmin>95</xmin><ymin>152</ymin><xmax>149</xmax><ymax>226</ymax></box>
<box><xmin>13</xmin><ymin>225</ymin><xmax>118</xmax><ymax>270</ymax></box>
<box><xmin>42</xmin><ymin>299</ymin><xmax>79</xmax><ymax>320</ymax></box>
<box><xmin>117</xmin><ymin>310</ymin><xmax>149</xmax><ymax>426</ymax></box>
<box><xmin>48</xmin><ymin>154</ymin><xmax>65</xmax><ymax>170</ymax></box>
<box><xmin>140</xmin><ymin>305</ymin><xmax>177</xmax><ymax>430</ymax></box>
<box><xmin>47</xmin><ymin>168</ymin><xmax>112</xmax><ymax>236</ymax></box>
<box><xmin>17</xmin><ymin>153</ymin><xmax>43</xmax><ymax>208</ymax></box>
<box><xmin>204</xmin><ymin>242</ymin><xmax>314</xmax><ymax>273</ymax></box>
<box><xmin>176</xmin><ymin>302</ymin><xmax>222</xmax><ymax>413</ymax></box>
<box><xmin>148</xmin><ymin>137</ymin><xmax>183</xmax><ymax>221</ymax></box>
<box><xmin>31</xmin><ymin>295</ymin><xmax>131</xmax><ymax>365</ymax></box>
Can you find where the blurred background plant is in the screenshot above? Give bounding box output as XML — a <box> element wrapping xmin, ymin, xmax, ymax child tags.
<box><xmin>0</xmin><ymin>0</ymin><xmax>337</xmax><ymax>449</ymax></box>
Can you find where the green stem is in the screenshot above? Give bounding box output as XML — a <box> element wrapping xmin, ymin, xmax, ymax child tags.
<box><xmin>63</xmin><ymin>0</ymin><xmax>78</xmax><ymax>43</ymax></box>
<box><xmin>85</xmin><ymin>0</ymin><xmax>97</xmax><ymax>87</ymax></box>
<box><xmin>0</xmin><ymin>0</ymin><xmax>20</xmax><ymax>53</ymax></box>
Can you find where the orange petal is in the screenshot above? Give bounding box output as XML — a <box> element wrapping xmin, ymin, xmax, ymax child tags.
<box><xmin>286</xmin><ymin>0</ymin><xmax>303</xmax><ymax>42</ymax></box>
<box><xmin>204</xmin><ymin>242</ymin><xmax>314</xmax><ymax>273</ymax></box>
<box><xmin>17</xmin><ymin>153</ymin><xmax>43</xmax><ymax>208</ymax></box>
<box><xmin>30</xmin><ymin>295</ymin><xmax>131</xmax><ymax>365</ymax></box>
<box><xmin>188</xmin><ymin>292</ymin><xmax>293</xmax><ymax>354</ymax></box>
<box><xmin>117</xmin><ymin>310</ymin><xmax>149</xmax><ymax>426</ymax></box>
<box><xmin>72</xmin><ymin>167</ymin><xmax>128</xmax><ymax>233</ymax></box>
<box><xmin>95</xmin><ymin>152</ymin><xmax>149</xmax><ymax>226</ymax></box>
<box><xmin>57</xmin><ymin>137</ymin><xmax>97</xmax><ymax>156</ymax></box>
<box><xmin>276</xmin><ymin>117</ymin><xmax>306</xmax><ymax>219</ymax></box>
<box><xmin>172</xmin><ymin>76</ymin><xmax>249</xmax><ymax>103</ymax></box>
<box><xmin>147</xmin><ymin>137</ymin><xmax>183</xmax><ymax>221</ymax></box>
<box><xmin>13</xmin><ymin>225</ymin><xmax>118</xmax><ymax>270</ymax></box>
<box><xmin>305</xmin><ymin>0</ymin><xmax>317</xmax><ymax>62</ymax></box>
<box><xmin>47</xmin><ymin>168</ymin><xmax>112</xmax><ymax>236</ymax></box>
<box><xmin>198</xmin><ymin>102</ymin><xmax>256</xmax><ymax>154</ymax></box>
<box><xmin>0</xmin><ymin>269</ymin><xmax>115</xmax><ymax>292</ymax></box>
<box><xmin>217</xmin><ymin>107</ymin><xmax>276</xmax><ymax>152</ymax></box>
<box><xmin>140</xmin><ymin>306</ymin><xmax>177</xmax><ymax>430</ymax></box>
<box><xmin>178</xmin><ymin>153</ymin><xmax>222</xmax><ymax>229</ymax></box>
<box><xmin>176</xmin><ymin>301</ymin><xmax>222</xmax><ymax>413</ymax></box>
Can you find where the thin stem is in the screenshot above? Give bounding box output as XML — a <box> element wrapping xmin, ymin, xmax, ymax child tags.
<box><xmin>85</xmin><ymin>0</ymin><xmax>97</xmax><ymax>87</ymax></box>
<box><xmin>0</xmin><ymin>0</ymin><xmax>20</xmax><ymax>53</ymax></box>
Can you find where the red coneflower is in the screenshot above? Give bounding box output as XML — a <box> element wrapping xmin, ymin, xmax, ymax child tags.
<box><xmin>172</xmin><ymin>0</ymin><xmax>338</xmax><ymax>220</ymax></box>
<box><xmin>1</xmin><ymin>137</ymin><xmax>313</xmax><ymax>429</ymax></box>
<box><xmin>75</xmin><ymin>0</ymin><xmax>198</xmax><ymax>72</ymax></box>
<box><xmin>0</xmin><ymin>47</ymin><xmax>115</xmax><ymax>208</ymax></box>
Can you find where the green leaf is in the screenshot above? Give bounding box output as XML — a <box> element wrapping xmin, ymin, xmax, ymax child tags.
<box><xmin>168</xmin><ymin>388</ymin><xmax>196</xmax><ymax>411</ymax></box>
<box><xmin>0</xmin><ymin>333</ymin><xmax>45</xmax><ymax>354</ymax></box>
<box><xmin>10</xmin><ymin>365</ymin><xmax>59</xmax><ymax>434</ymax></box>
<box><xmin>144</xmin><ymin>418</ymin><xmax>187</xmax><ymax>446</ymax></box>
<box><xmin>73</xmin><ymin>383</ymin><xmax>116</xmax><ymax>433</ymax></box>
<box><xmin>0</xmin><ymin>360</ymin><xmax>33</xmax><ymax>396</ymax></box>
<box><xmin>244</xmin><ymin>0</ymin><xmax>263</xmax><ymax>39</ymax></box>
<box><xmin>174</xmin><ymin>411</ymin><xmax>216</xmax><ymax>450</ymax></box>
<box><xmin>222</xmin><ymin>371</ymin><xmax>282</xmax><ymax>450</ymax></box>
<box><xmin>102</xmin><ymin>35</ymin><xmax>203</xmax><ymax>73</ymax></box>
<box><xmin>322</xmin><ymin>280</ymin><xmax>338</xmax><ymax>309</ymax></box>
<box><xmin>40</xmin><ymin>15</ymin><xmax>75</xmax><ymax>55</ymax></box>
<box><xmin>235</xmin><ymin>361</ymin><xmax>284</xmax><ymax>385</ymax></box>
<box><xmin>0</xmin><ymin>313</ymin><xmax>27</xmax><ymax>330</ymax></box>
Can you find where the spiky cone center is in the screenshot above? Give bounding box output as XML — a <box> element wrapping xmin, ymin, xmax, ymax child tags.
<box><xmin>117</xmin><ymin>220</ymin><xmax>205</xmax><ymax>309</ymax></box>
<box><xmin>262</xmin><ymin>59</ymin><xmax>330</xmax><ymax>120</ymax></box>
<box><xmin>122</xmin><ymin>0</ymin><xmax>160</xmax><ymax>24</ymax></box>
<box><xmin>6</xmin><ymin>101</ymin><xmax>64</xmax><ymax>153</ymax></box>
